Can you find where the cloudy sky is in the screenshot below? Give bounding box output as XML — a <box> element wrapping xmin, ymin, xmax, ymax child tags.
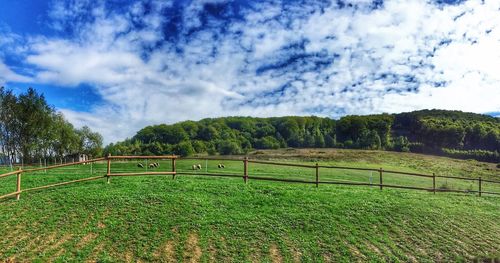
<box><xmin>0</xmin><ymin>0</ymin><xmax>499</xmax><ymax>143</ymax></box>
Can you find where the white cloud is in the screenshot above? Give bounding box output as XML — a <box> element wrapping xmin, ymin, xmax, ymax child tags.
<box><xmin>0</xmin><ymin>60</ymin><xmax>31</xmax><ymax>85</ymax></box>
<box><xmin>2</xmin><ymin>0</ymin><xmax>499</xmax><ymax>143</ymax></box>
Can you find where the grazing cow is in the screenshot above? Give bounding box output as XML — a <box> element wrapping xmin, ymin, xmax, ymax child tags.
<box><xmin>137</xmin><ymin>163</ymin><xmax>144</xmax><ymax>168</ymax></box>
<box><xmin>197</xmin><ymin>164</ymin><xmax>202</xmax><ymax>170</ymax></box>
<box><xmin>221</xmin><ymin>164</ymin><xmax>225</xmax><ymax>168</ymax></box>
<box><xmin>218</xmin><ymin>163</ymin><xmax>225</xmax><ymax>168</ymax></box>
<box><xmin>149</xmin><ymin>163</ymin><xmax>155</xmax><ymax>168</ymax></box>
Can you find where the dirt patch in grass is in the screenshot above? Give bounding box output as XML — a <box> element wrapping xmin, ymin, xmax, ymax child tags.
<box><xmin>365</xmin><ymin>242</ymin><xmax>382</xmax><ymax>256</ymax></box>
<box><xmin>346</xmin><ymin>243</ymin><xmax>366</xmax><ymax>262</ymax></box>
<box><xmin>85</xmin><ymin>242</ymin><xmax>105</xmax><ymax>263</ymax></box>
<box><xmin>157</xmin><ymin>240</ymin><xmax>176</xmax><ymax>262</ymax></box>
<box><xmin>97</xmin><ymin>221</ymin><xmax>106</xmax><ymax>229</ymax></box>
<box><xmin>154</xmin><ymin>228</ymin><xmax>179</xmax><ymax>262</ymax></box>
<box><xmin>282</xmin><ymin>238</ymin><xmax>301</xmax><ymax>262</ymax></box>
<box><xmin>183</xmin><ymin>232</ymin><xmax>202</xmax><ymax>263</ymax></box>
<box><xmin>269</xmin><ymin>243</ymin><xmax>283</xmax><ymax>263</ymax></box>
<box><xmin>124</xmin><ymin>251</ymin><xmax>134</xmax><ymax>262</ymax></box>
<box><xmin>47</xmin><ymin>233</ymin><xmax>72</xmax><ymax>260</ymax></box>
<box><xmin>76</xmin><ymin>232</ymin><xmax>97</xmax><ymax>249</ymax></box>
<box><xmin>207</xmin><ymin>242</ymin><xmax>217</xmax><ymax>262</ymax></box>
<box><xmin>322</xmin><ymin>253</ymin><xmax>333</xmax><ymax>263</ymax></box>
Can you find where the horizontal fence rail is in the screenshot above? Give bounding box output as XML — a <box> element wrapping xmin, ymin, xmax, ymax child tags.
<box><xmin>0</xmin><ymin>157</ymin><xmax>106</xmax><ymax>201</ymax></box>
<box><xmin>107</xmin><ymin>155</ymin><xmax>177</xmax><ymax>160</ymax></box>
<box><xmin>1</xmin><ymin>155</ymin><xmax>499</xmax><ymax>201</ymax></box>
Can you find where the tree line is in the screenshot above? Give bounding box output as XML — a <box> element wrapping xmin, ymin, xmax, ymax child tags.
<box><xmin>104</xmin><ymin>110</ymin><xmax>500</xmax><ymax>163</ymax></box>
<box><xmin>0</xmin><ymin>87</ymin><xmax>103</xmax><ymax>165</ymax></box>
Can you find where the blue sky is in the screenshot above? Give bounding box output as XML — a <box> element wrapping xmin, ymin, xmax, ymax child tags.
<box><xmin>0</xmin><ymin>0</ymin><xmax>499</xmax><ymax>143</ymax></box>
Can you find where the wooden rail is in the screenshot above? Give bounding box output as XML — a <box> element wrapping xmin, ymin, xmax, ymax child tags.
<box><xmin>248</xmin><ymin>160</ymin><xmax>315</xmax><ymax>168</ymax></box>
<box><xmin>0</xmin><ymin>157</ymin><xmax>107</xmax><ymax>200</ymax></box>
<box><xmin>0</xmin><ymin>170</ymin><xmax>22</xmax><ymax>179</ymax></box>
<box><xmin>109</xmin><ymin>172</ymin><xmax>176</xmax><ymax>177</ymax></box>
<box><xmin>1</xmin><ymin>154</ymin><xmax>499</xmax><ymax>201</ymax></box>
<box><xmin>23</xmin><ymin>158</ymin><xmax>106</xmax><ymax>173</ymax></box>
<box><xmin>23</xmin><ymin>176</ymin><xmax>106</xmax><ymax>192</ymax></box>
<box><xmin>108</xmin><ymin>155</ymin><xmax>176</xmax><ymax>160</ymax></box>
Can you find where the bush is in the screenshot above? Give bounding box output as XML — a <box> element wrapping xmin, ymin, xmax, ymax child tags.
<box><xmin>174</xmin><ymin>141</ymin><xmax>194</xmax><ymax>157</ymax></box>
<box><xmin>393</xmin><ymin>136</ymin><xmax>410</xmax><ymax>152</ymax></box>
<box><xmin>441</xmin><ymin>148</ymin><xmax>500</xmax><ymax>163</ymax></box>
<box><xmin>254</xmin><ymin>136</ymin><xmax>280</xmax><ymax>149</ymax></box>
<box><xmin>358</xmin><ymin>130</ymin><xmax>381</xmax><ymax>150</ymax></box>
<box><xmin>314</xmin><ymin>134</ymin><xmax>325</xmax><ymax>148</ymax></box>
<box><xmin>409</xmin><ymin>142</ymin><xmax>424</xmax><ymax>153</ymax></box>
<box><xmin>192</xmin><ymin>140</ymin><xmax>206</xmax><ymax>153</ymax></box>
<box><xmin>218</xmin><ymin>140</ymin><xmax>242</xmax><ymax>155</ymax></box>
<box><xmin>324</xmin><ymin>134</ymin><xmax>336</xmax><ymax>147</ymax></box>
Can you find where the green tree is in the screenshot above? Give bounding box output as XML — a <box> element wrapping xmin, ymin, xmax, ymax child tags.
<box><xmin>175</xmin><ymin>141</ymin><xmax>194</xmax><ymax>157</ymax></box>
<box><xmin>393</xmin><ymin>136</ymin><xmax>410</xmax><ymax>152</ymax></box>
<box><xmin>358</xmin><ymin>130</ymin><xmax>381</xmax><ymax>150</ymax></box>
<box><xmin>324</xmin><ymin>134</ymin><xmax>336</xmax><ymax>147</ymax></box>
<box><xmin>76</xmin><ymin>126</ymin><xmax>103</xmax><ymax>158</ymax></box>
<box><xmin>192</xmin><ymin>140</ymin><xmax>207</xmax><ymax>153</ymax></box>
<box><xmin>218</xmin><ymin>140</ymin><xmax>242</xmax><ymax>155</ymax></box>
<box><xmin>254</xmin><ymin>136</ymin><xmax>280</xmax><ymax>149</ymax></box>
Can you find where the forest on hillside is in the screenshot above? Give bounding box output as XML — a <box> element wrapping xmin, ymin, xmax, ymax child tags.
<box><xmin>0</xmin><ymin>87</ymin><xmax>103</xmax><ymax>165</ymax></box>
<box><xmin>104</xmin><ymin>110</ymin><xmax>500</xmax><ymax>163</ymax></box>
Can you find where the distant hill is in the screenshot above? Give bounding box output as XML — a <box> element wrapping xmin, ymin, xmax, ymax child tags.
<box><xmin>104</xmin><ymin>109</ymin><xmax>500</xmax><ymax>162</ymax></box>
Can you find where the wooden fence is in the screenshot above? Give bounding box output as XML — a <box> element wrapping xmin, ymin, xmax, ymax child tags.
<box><xmin>0</xmin><ymin>155</ymin><xmax>499</xmax><ymax>200</ymax></box>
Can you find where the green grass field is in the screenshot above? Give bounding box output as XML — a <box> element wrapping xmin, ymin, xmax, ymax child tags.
<box><xmin>0</xmin><ymin>149</ymin><xmax>499</xmax><ymax>262</ymax></box>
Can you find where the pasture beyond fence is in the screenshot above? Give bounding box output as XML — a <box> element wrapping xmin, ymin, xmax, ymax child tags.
<box><xmin>1</xmin><ymin>155</ymin><xmax>499</xmax><ymax>201</ymax></box>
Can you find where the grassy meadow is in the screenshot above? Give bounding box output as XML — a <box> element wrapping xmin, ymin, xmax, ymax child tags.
<box><xmin>0</xmin><ymin>149</ymin><xmax>499</xmax><ymax>262</ymax></box>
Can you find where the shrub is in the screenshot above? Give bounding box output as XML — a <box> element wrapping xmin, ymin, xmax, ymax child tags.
<box><xmin>192</xmin><ymin>140</ymin><xmax>206</xmax><ymax>153</ymax></box>
<box><xmin>324</xmin><ymin>134</ymin><xmax>336</xmax><ymax>147</ymax></box>
<box><xmin>441</xmin><ymin>148</ymin><xmax>500</xmax><ymax>163</ymax></box>
<box><xmin>393</xmin><ymin>136</ymin><xmax>410</xmax><ymax>152</ymax></box>
<box><xmin>174</xmin><ymin>141</ymin><xmax>194</xmax><ymax>157</ymax></box>
<box><xmin>254</xmin><ymin>136</ymin><xmax>280</xmax><ymax>149</ymax></box>
<box><xmin>218</xmin><ymin>140</ymin><xmax>242</xmax><ymax>155</ymax></box>
<box><xmin>358</xmin><ymin>130</ymin><xmax>381</xmax><ymax>150</ymax></box>
<box><xmin>409</xmin><ymin>142</ymin><xmax>424</xmax><ymax>153</ymax></box>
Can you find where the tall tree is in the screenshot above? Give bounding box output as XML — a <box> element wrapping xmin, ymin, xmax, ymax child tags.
<box><xmin>76</xmin><ymin>126</ymin><xmax>103</xmax><ymax>158</ymax></box>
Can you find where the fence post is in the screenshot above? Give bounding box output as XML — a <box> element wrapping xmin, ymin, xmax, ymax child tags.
<box><xmin>106</xmin><ymin>154</ymin><xmax>111</xmax><ymax>184</ymax></box>
<box><xmin>244</xmin><ymin>157</ymin><xmax>248</xmax><ymax>184</ymax></box>
<box><xmin>478</xmin><ymin>177</ymin><xmax>482</xmax><ymax>197</ymax></box>
<box><xmin>172</xmin><ymin>157</ymin><xmax>176</xmax><ymax>179</ymax></box>
<box><xmin>433</xmin><ymin>173</ymin><xmax>436</xmax><ymax>194</ymax></box>
<box><xmin>315</xmin><ymin>163</ymin><xmax>319</xmax><ymax>188</ymax></box>
<box><xmin>16</xmin><ymin>168</ymin><xmax>22</xmax><ymax>200</ymax></box>
<box><xmin>379</xmin><ymin>168</ymin><xmax>383</xmax><ymax>191</ymax></box>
